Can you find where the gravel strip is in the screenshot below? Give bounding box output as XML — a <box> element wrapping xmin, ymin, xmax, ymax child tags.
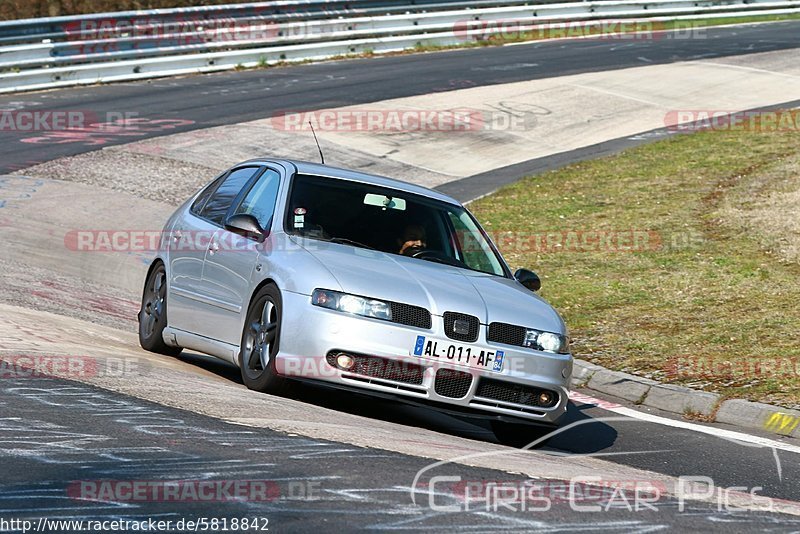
<box><xmin>20</xmin><ymin>149</ymin><xmax>222</xmax><ymax>206</ymax></box>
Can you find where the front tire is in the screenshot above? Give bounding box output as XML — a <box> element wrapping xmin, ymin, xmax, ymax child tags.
<box><xmin>239</xmin><ymin>284</ymin><xmax>290</xmax><ymax>395</ymax></box>
<box><xmin>139</xmin><ymin>263</ymin><xmax>182</xmax><ymax>356</ymax></box>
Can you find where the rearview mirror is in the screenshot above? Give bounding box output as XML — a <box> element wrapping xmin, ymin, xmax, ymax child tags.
<box><xmin>514</xmin><ymin>268</ymin><xmax>541</xmax><ymax>292</ymax></box>
<box><xmin>364</xmin><ymin>193</ymin><xmax>406</xmax><ymax>211</ymax></box>
<box><xmin>225</xmin><ymin>213</ymin><xmax>267</xmax><ymax>242</ymax></box>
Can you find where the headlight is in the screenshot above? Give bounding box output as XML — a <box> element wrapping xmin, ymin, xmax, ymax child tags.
<box><xmin>523</xmin><ymin>328</ymin><xmax>570</xmax><ymax>354</ymax></box>
<box><xmin>312</xmin><ymin>289</ymin><xmax>392</xmax><ymax>321</ymax></box>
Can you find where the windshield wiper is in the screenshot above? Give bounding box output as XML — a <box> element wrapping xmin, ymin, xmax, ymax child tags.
<box><xmin>328</xmin><ymin>237</ymin><xmax>376</xmax><ymax>250</ymax></box>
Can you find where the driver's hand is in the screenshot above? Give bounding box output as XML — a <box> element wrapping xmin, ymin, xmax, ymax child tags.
<box><xmin>400</xmin><ymin>239</ymin><xmax>425</xmax><ymax>255</ymax></box>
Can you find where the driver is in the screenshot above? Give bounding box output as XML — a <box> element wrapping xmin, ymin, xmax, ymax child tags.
<box><xmin>398</xmin><ymin>224</ymin><xmax>427</xmax><ymax>256</ymax></box>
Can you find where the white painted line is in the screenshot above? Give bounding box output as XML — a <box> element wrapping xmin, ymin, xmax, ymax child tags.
<box><xmin>573</xmin><ymin>392</ymin><xmax>800</xmax><ymax>455</ymax></box>
<box><xmin>565</xmin><ymin>82</ymin><xmax>666</xmax><ymax>107</ymax></box>
<box><xmin>614</xmin><ymin>406</ymin><xmax>800</xmax><ymax>455</ymax></box>
<box><xmin>688</xmin><ymin>60</ymin><xmax>800</xmax><ymax>81</ymax></box>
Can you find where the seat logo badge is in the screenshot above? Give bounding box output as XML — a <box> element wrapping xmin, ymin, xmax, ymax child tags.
<box><xmin>453</xmin><ymin>319</ymin><xmax>470</xmax><ymax>335</ymax></box>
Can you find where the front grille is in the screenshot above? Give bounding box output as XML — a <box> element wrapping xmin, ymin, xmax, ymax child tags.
<box><xmin>476</xmin><ymin>378</ymin><xmax>559</xmax><ymax>408</ymax></box>
<box><xmin>391</xmin><ymin>302</ymin><xmax>432</xmax><ymax>329</ymax></box>
<box><xmin>326</xmin><ymin>352</ymin><xmax>424</xmax><ymax>385</ymax></box>
<box><xmin>443</xmin><ymin>312</ymin><xmax>479</xmax><ymax>342</ymax></box>
<box><xmin>434</xmin><ymin>368</ymin><xmax>473</xmax><ymax>399</ymax></box>
<box><xmin>487</xmin><ymin>322</ymin><xmax>527</xmax><ymax>347</ymax></box>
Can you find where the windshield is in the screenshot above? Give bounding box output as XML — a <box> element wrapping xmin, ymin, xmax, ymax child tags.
<box><xmin>285</xmin><ymin>174</ymin><xmax>508</xmax><ymax>277</ymax></box>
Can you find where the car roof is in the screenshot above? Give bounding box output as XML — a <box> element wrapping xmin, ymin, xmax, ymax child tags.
<box><xmin>242</xmin><ymin>158</ymin><xmax>461</xmax><ymax>206</ymax></box>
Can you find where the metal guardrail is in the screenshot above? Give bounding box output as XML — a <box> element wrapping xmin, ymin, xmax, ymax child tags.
<box><xmin>0</xmin><ymin>0</ymin><xmax>797</xmax><ymax>94</ymax></box>
<box><xmin>0</xmin><ymin>0</ymin><xmax>585</xmax><ymax>46</ymax></box>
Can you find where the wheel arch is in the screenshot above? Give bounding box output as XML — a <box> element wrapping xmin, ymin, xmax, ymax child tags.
<box><xmin>140</xmin><ymin>258</ymin><xmax>166</xmax><ymax>317</ymax></box>
<box><xmin>237</xmin><ymin>277</ymin><xmax>281</xmax><ymax>369</ymax></box>
<box><xmin>248</xmin><ymin>277</ymin><xmax>281</xmax><ymax>312</ymax></box>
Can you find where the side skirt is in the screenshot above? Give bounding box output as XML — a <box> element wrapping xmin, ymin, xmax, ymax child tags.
<box><xmin>163</xmin><ymin>326</ymin><xmax>239</xmax><ymax>365</ymax></box>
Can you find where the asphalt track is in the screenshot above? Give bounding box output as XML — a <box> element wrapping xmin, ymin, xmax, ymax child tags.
<box><xmin>2</xmin><ymin>376</ymin><xmax>799</xmax><ymax>532</ymax></box>
<box><xmin>1</xmin><ymin>20</ymin><xmax>800</xmax><ymax>533</ymax></box>
<box><xmin>1</xmin><ymin>21</ymin><xmax>799</xmax><ymax>173</ymax></box>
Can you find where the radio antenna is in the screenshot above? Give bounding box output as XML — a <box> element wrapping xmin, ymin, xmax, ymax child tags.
<box><xmin>308</xmin><ymin>121</ymin><xmax>325</xmax><ymax>165</ymax></box>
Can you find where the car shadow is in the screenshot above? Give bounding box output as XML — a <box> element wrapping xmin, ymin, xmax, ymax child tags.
<box><xmin>175</xmin><ymin>350</ymin><xmax>617</xmax><ymax>453</ymax></box>
<box><xmin>175</xmin><ymin>351</ymin><xmax>243</xmax><ymax>383</ymax></box>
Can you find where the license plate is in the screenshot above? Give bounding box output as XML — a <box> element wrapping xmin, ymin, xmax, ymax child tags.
<box><xmin>412</xmin><ymin>335</ymin><xmax>504</xmax><ymax>372</ymax></box>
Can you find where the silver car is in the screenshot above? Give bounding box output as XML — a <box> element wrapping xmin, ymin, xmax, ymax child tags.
<box><xmin>138</xmin><ymin>159</ymin><xmax>573</xmax><ymax>441</ymax></box>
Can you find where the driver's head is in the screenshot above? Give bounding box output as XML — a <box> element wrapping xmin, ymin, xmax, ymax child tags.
<box><xmin>398</xmin><ymin>224</ymin><xmax>427</xmax><ymax>255</ymax></box>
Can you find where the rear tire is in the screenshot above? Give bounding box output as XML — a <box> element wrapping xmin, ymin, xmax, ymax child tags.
<box><xmin>138</xmin><ymin>263</ymin><xmax>182</xmax><ymax>357</ymax></box>
<box><xmin>491</xmin><ymin>420</ymin><xmax>555</xmax><ymax>448</ymax></box>
<box><xmin>239</xmin><ymin>284</ymin><xmax>290</xmax><ymax>395</ymax></box>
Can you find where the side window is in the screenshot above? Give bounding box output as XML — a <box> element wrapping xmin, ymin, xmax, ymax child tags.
<box><xmin>447</xmin><ymin>212</ymin><xmax>503</xmax><ymax>276</ymax></box>
<box><xmin>190</xmin><ymin>173</ymin><xmax>226</xmax><ymax>215</ymax></box>
<box><xmin>200</xmin><ymin>167</ymin><xmax>260</xmax><ymax>226</ymax></box>
<box><xmin>233</xmin><ymin>169</ymin><xmax>281</xmax><ymax>230</ymax></box>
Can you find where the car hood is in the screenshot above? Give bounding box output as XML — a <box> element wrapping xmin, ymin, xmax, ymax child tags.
<box><xmin>295</xmin><ymin>238</ymin><xmax>566</xmax><ymax>334</ymax></box>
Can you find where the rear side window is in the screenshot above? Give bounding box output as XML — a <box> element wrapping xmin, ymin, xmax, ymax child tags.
<box><xmin>233</xmin><ymin>169</ymin><xmax>281</xmax><ymax>230</ymax></box>
<box><xmin>200</xmin><ymin>167</ymin><xmax>260</xmax><ymax>226</ymax></box>
<box><xmin>190</xmin><ymin>173</ymin><xmax>226</xmax><ymax>215</ymax></box>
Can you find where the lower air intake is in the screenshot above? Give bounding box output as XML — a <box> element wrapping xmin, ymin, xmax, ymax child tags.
<box><xmin>434</xmin><ymin>368</ymin><xmax>473</xmax><ymax>399</ymax></box>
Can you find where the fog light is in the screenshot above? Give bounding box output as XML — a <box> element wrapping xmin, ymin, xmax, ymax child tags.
<box><xmin>336</xmin><ymin>353</ymin><xmax>355</xmax><ymax>370</ymax></box>
<box><xmin>538</xmin><ymin>391</ymin><xmax>555</xmax><ymax>407</ymax></box>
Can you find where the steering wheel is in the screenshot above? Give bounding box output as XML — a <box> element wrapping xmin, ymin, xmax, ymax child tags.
<box><xmin>411</xmin><ymin>248</ymin><xmax>471</xmax><ymax>269</ymax></box>
<box><xmin>412</xmin><ymin>249</ymin><xmax>446</xmax><ymax>260</ymax></box>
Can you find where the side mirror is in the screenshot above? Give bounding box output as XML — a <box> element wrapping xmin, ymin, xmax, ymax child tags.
<box><xmin>224</xmin><ymin>213</ymin><xmax>267</xmax><ymax>242</ymax></box>
<box><xmin>514</xmin><ymin>268</ymin><xmax>541</xmax><ymax>292</ymax></box>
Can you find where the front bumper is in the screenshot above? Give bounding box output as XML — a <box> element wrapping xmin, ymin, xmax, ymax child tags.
<box><xmin>277</xmin><ymin>290</ymin><xmax>573</xmax><ymax>424</ymax></box>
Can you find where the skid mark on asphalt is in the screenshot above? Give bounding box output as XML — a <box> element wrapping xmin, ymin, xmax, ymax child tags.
<box><xmin>0</xmin><ymin>175</ymin><xmax>44</xmax><ymax>209</ymax></box>
<box><xmin>0</xmin><ymin>380</ymin><xmax>686</xmax><ymax>531</ymax></box>
<box><xmin>18</xmin><ymin>118</ymin><xmax>196</xmax><ymax>147</ymax></box>
<box><xmin>2</xmin><ymin>381</ymin><xmax>799</xmax><ymax>530</ymax></box>
<box><xmin>0</xmin><ymin>310</ymin><xmax>129</xmax><ymax>350</ymax></box>
<box><xmin>29</xmin><ymin>279</ymin><xmax>139</xmax><ymax>323</ymax></box>
<box><xmin>4</xmin><ymin>273</ymin><xmax>139</xmax><ymax>326</ymax></box>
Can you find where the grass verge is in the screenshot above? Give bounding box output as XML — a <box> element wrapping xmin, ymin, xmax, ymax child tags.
<box><xmin>468</xmin><ymin>122</ymin><xmax>800</xmax><ymax>408</ymax></box>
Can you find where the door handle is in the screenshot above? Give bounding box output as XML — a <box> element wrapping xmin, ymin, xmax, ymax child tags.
<box><xmin>209</xmin><ymin>240</ymin><xmax>220</xmax><ymax>255</ymax></box>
